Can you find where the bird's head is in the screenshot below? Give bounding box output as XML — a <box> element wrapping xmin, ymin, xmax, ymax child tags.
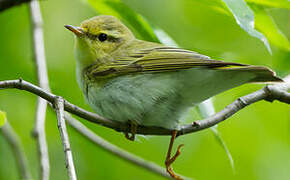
<box><xmin>65</xmin><ymin>15</ymin><xmax>135</xmax><ymax>66</ymax></box>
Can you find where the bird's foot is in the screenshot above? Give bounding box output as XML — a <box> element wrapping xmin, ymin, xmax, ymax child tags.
<box><xmin>125</xmin><ymin>120</ymin><xmax>137</xmax><ymax>141</ymax></box>
<box><xmin>165</xmin><ymin>130</ymin><xmax>184</xmax><ymax>180</ymax></box>
<box><xmin>165</xmin><ymin>144</ymin><xmax>184</xmax><ymax>180</ymax></box>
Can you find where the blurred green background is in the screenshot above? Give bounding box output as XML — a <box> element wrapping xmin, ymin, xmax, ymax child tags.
<box><xmin>0</xmin><ymin>0</ymin><xmax>289</xmax><ymax>180</ymax></box>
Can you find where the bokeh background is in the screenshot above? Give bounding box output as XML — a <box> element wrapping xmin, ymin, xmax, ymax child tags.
<box><xmin>0</xmin><ymin>0</ymin><xmax>289</xmax><ymax>180</ymax></box>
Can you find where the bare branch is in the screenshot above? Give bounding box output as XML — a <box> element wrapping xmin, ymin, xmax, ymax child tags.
<box><xmin>0</xmin><ymin>121</ymin><xmax>31</xmax><ymax>180</ymax></box>
<box><xmin>64</xmin><ymin>113</ymin><xmax>185</xmax><ymax>180</ymax></box>
<box><xmin>54</xmin><ymin>97</ymin><xmax>77</xmax><ymax>180</ymax></box>
<box><xmin>0</xmin><ymin>76</ymin><xmax>289</xmax><ymax>137</ymax></box>
<box><xmin>28</xmin><ymin>0</ymin><xmax>50</xmax><ymax>179</ymax></box>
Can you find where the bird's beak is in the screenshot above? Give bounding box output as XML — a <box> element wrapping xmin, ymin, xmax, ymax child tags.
<box><xmin>64</xmin><ymin>25</ymin><xmax>84</xmax><ymax>37</ymax></box>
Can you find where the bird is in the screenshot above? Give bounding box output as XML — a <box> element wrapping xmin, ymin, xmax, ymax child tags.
<box><xmin>65</xmin><ymin>15</ymin><xmax>282</xmax><ymax>180</ymax></box>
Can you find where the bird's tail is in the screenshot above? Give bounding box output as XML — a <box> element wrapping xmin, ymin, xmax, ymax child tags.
<box><xmin>214</xmin><ymin>65</ymin><xmax>283</xmax><ymax>83</ymax></box>
<box><xmin>247</xmin><ymin>66</ymin><xmax>283</xmax><ymax>83</ymax></box>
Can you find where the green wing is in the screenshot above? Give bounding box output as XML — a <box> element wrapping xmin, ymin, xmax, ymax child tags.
<box><xmin>86</xmin><ymin>46</ymin><xmax>248</xmax><ymax>79</ymax></box>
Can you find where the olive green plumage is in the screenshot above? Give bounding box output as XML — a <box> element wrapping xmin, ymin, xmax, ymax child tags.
<box><xmin>65</xmin><ymin>15</ymin><xmax>282</xmax><ymax>130</ymax></box>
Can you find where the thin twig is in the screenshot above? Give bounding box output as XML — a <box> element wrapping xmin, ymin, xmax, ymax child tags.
<box><xmin>0</xmin><ymin>76</ymin><xmax>289</xmax><ymax>136</ymax></box>
<box><xmin>0</xmin><ymin>121</ymin><xmax>31</xmax><ymax>180</ymax></box>
<box><xmin>54</xmin><ymin>97</ymin><xmax>77</xmax><ymax>180</ymax></box>
<box><xmin>64</xmin><ymin>113</ymin><xmax>186</xmax><ymax>180</ymax></box>
<box><xmin>28</xmin><ymin>0</ymin><xmax>50</xmax><ymax>180</ymax></box>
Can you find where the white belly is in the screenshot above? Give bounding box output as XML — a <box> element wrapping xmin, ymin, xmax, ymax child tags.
<box><xmin>82</xmin><ymin>68</ymin><xmax>254</xmax><ymax>129</ymax></box>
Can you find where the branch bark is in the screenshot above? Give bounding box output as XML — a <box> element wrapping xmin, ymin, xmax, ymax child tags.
<box><xmin>54</xmin><ymin>97</ymin><xmax>77</xmax><ymax>180</ymax></box>
<box><xmin>0</xmin><ymin>121</ymin><xmax>31</xmax><ymax>180</ymax></box>
<box><xmin>0</xmin><ymin>76</ymin><xmax>289</xmax><ymax>137</ymax></box>
<box><xmin>28</xmin><ymin>1</ymin><xmax>50</xmax><ymax>180</ymax></box>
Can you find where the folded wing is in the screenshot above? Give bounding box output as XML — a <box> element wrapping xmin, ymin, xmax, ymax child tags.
<box><xmin>86</xmin><ymin>46</ymin><xmax>281</xmax><ymax>82</ymax></box>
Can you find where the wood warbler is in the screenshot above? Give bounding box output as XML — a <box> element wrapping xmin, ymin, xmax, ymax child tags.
<box><xmin>65</xmin><ymin>15</ymin><xmax>282</xmax><ymax>179</ymax></box>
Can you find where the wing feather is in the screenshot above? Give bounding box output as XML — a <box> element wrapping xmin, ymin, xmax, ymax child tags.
<box><xmin>87</xmin><ymin>46</ymin><xmax>247</xmax><ymax>79</ymax></box>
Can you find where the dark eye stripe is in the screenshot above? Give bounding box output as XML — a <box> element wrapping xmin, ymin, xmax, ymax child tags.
<box><xmin>86</xmin><ymin>32</ymin><xmax>121</xmax><ymax>43</ymax></box>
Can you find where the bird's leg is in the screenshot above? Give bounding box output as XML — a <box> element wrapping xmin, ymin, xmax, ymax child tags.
<box><xmin>165</xmin><ymin>130</ymin><xmax>184</xmax><ymax>180</ymax></box>
<box><xmin>125</xmin><ymin>120</ymin><xmax>137</xmax><ymax>141</ymax></box>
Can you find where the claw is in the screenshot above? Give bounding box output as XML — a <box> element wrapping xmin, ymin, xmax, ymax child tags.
<box><xmin>165</xmin><ymin>166</ymin><xmax>183</xmax><ymax>180</ymax></box>
<box><xmin>125</xmin><ymin>132</ymin><xmax>135</xmax><ymax>141</ymax></box>
<box><xmin>124</xmin><ymin>120</ymin><xmax>137</xmax><ymax>141</ymax></box>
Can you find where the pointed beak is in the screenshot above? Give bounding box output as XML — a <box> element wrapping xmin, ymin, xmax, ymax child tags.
<box><xmin>64</xmin><ymin>25</ymin><xmax>84</xmax><ymax>37</ymax></box>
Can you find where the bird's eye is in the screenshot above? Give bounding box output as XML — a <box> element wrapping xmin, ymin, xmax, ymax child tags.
<box><xmin>98</xmin><ymin>33</ymin><xmax>107</xmax><ymax>42</ymax></box>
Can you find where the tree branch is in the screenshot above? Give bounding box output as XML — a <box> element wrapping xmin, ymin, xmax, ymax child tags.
<box><xmin>28</xmin><ymin>1</ymin><xmax>50</xmax><ymax>180</ymax></box>
<box><xmin>0</xmin><ymin>76</ymin><xmax>289</xmax><ymax>137</ymax></box>
<box><xmin>0</xmin><ymin>78</ymin><xmax>288</xmax><ymax>180</ymax></box>
<box><xmin>54</xmin><ymin>97</ymin><xmax>77</xmax><ymax>180</ymax></box>
<box><xmin>0</xmin><ymin>121</ymin><xmax>31</xmax><ymax>180</ymax></box>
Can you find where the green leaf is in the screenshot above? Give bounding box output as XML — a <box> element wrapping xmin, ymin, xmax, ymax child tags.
<box><xmin>222</xmin><ymin>0</ymin><xmax>272</xmax><ymax>54</ymax></box>
<box><xmin>194</xmin><ymin>0</ymin><xmax>290</xmax><ymax>51</ymax></box>
<box><xmin>0</xmin><ymin>111</ymin><xmax>7</xmax><ymax>128</ymax></box>
<box><xmin>87</xmin><ymin>0</ymin><xmax>159</xmax><ymax>42</ymax></box>
<box><xmin>246</xmin><ymin>0</ymin><xmax>290</xmax><ymax>9</ymax></box>
<box><xmin>252</xmin><ymin>5</ymin><xmax>290</xmax><ymax>51</ymax></box>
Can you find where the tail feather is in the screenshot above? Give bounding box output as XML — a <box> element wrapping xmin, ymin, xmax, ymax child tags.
<box><xmin>214</xmin><ymin>65</ymin><xmax>283</xmax><ymax>83</ymax></box>
<box><xmin>244</xmin><ymin>66</ymin><xmax>282</xmax><ymax>83</ymax></box>
<box><xmin>249</xmin><ymin>66</ymin><xmax>283</xmax><ymax>83</ymax></box>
